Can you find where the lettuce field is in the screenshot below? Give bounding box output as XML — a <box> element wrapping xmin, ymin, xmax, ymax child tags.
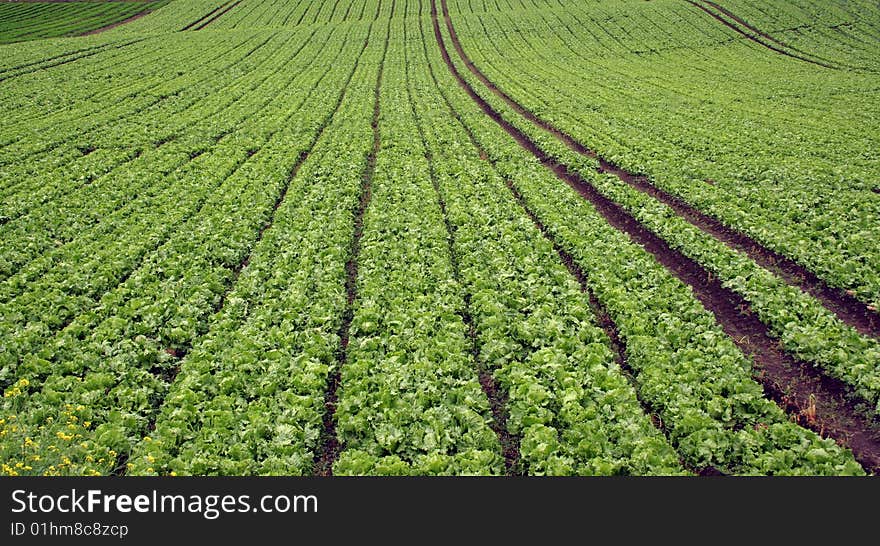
<box><xmin>1</xmin><ymin>0</ymin><xmax>879</xmax><ymax>476</ymax></box>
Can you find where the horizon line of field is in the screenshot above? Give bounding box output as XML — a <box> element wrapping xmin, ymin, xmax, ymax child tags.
<box><xmin>431</xmin><ymin>0</ymin><xmax>880</xmax><ymax>473</ymax></box>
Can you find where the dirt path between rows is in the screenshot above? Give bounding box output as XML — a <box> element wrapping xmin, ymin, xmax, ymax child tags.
<box><xmin>685</xmin><ymin>0</ymin><xmax>841</xmax><ymax>69</ymax></box>
<box><xmin>435</xmin><ymin>0</ymin><xmax>878</xmax><ymax>337</ymax></box>
<box><xmin>191</xmin><ymin>0</ymin><xmax>241</xmax><ymax>31</ymax></box>
<box><xmin>313</xmin><ymin>13</ymin><xmax>389</xmax><ymax>477</ymax></box>
<box><xmin>79</xmin><ymin>10</ymin><xmax>150</xmax><ymax>35</ymax></box>
<box><xmin>433</xmin><ymin>0</ymin><xmax>880</xmax><ymax>473</ymax></box>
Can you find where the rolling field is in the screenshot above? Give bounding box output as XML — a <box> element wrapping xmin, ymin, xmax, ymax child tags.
<box><xmin>0</xmin><ymin>1</ymin><xmax>169</xmax><ymax>43</ymax></box>
<box><xmin>1</xmin><ymin>0</ymin><xmax>878</xmax><ymax>476</ymax></box>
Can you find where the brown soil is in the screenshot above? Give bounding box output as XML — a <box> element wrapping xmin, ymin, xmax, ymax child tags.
<box><xmin>79</xmin><ymin>10</ymin><xmax>150</xmax><ymax>36</ymax></box>
<box><xmin>423</xmin><ymin>14</ymin><xmax>710</xmax><ymax>473</ymax></box>
<box><xmin>685</xmin><ymin>0</ymin><xmax>840</xmax><ymax>69</ymax></box>
<box><xmin>504</xmin><ymin>178</ymin><xmax>722</xmax><ymax>475</ymax></box>
<box><xmin>437</xmin><ymin>0</ymin><xmax>878</xmax><ymax>337</ymax></box>
<box><xmin>191</xmin><ymin>0</ymin><xmax>241</xmax><ymax>31</ymax></box>
<box><xmin>701</xmin><ymin>0</ymin><xmax>851</xmax><ymax>69</ymax></box>
<box><xmin>432</xmin><ymin>0</ymin><xmax>880</xmax><ymax>473</ymax></box>
<box><xmin>180</xmin><ymin>0</ymin><xmax>231</xmax><ymax>31</ymax></box>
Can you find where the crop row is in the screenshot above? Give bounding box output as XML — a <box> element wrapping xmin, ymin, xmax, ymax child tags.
<box><xmin>0</xmin><ymin>2</ymin><xmax>163</xmax><ymax>44</ymax></box>
<box><xmin>0</xmin><ymin>20</ymin><xmax>372</xmax><ymax>476</ymax></box>
<box><xmin>430</xmin><ymin>2</ymin><xmax>862</xmax><ymax>474</ymax></box>
<box><xmin>0</xmin><ymin>29</ymin><xmax>326</xmax><ymax>280</ymax></box>
<box><xmin>0</xmin><ymin>30</ymin><xmax>339</xmax><ymax>378</ymax></box>
<box><xmin>405</xmin><ymin>14</ymin><xmax>687</xmax><ymax>475</ymax></box>
<box><xmin>712</xmin><ymin>0</ymin><xmax>880</xmax><ymax>70</ymax></box>
<box><xmin>332</xmin><ymin>13</ymin><xmax>504</xmax><ymax>475</ymax></box>
<box><xmin>445</xmin><ymin>0</ymin><xmax>880</xmax><ymax>308</ymax></box>
<box><xmin>433</xmin><ymin>4</ymin><xmax>880</xmax><ymax>414</ymax></box>
<box><xmin>130</xmin><ymin>9</ymin><xmax>387</xmax><ymax>476</ymax></box>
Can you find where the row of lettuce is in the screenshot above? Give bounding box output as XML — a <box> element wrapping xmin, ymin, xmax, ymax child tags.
<box><xmin>0</xmin><ymin>0</ymin><xmax>867</xmax><ymax>475</ymax></box>
<box><xmin>440</xmin><ymin>0</ymin><xmax>880</xmax><ymax>415</ymax></box>
<box><xmin>0</xmin><ymin>17</ymin><xmax>376</xmax><ymax>475</ymax></box>
<box><xmin>445</xmin><ymin>0</ymin><xmax>880</xmax><ymax>310</ymax></box>
<box><xmin>0</xmin><ymin>1</ymin><xmax>166</xmax><ymax>44</ymax></box>
<box><xmin>714</xmin><ymin>0</ymin><xmax>880</xmax><ymax>70</ymax></box>
<box><xmin>431</xmin><ymin>2</ymin><xmax>863</xmax><ymax>473</ymax></box>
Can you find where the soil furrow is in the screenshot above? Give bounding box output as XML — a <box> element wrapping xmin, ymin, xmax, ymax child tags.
<box><xmin>431</xmin><ymin>0</ymin><xmax>880</xmax><ymax>474</ymax></box>
<box><xmin>0</xmin><ymin>44</ymin><xmax>111</xmax><ymax>76</ymax></box>
<box><xmin>437</xmin><ymin>0</ymin><xmax>878</xmax><ymax>337</ymax></box>
<box><xmin>416</xmin><ymin>108</ymin><xmax>520</xmax><ymax>476</ymax></box>
<box><xmin>424</xmin><ymin>7</ymin><xmax>691</xmax><ymax>474</ymax></box>
<box><xmin>194</xmin><ymin>0</ymin><xmax>242</xmax><ymax>30</ymax></box>
<box><xmin>502</xmin><ymin>179</ymin><xmax>721</xmax><ymax>476</ymax></box>
<box><xmin>684</xmin><ymin>0</ymin><xmax>841</xmax><ymax>69</ymax></box>
<box><xmin>181</xmin><ymin>0</ymin><xmax>232</xmax><ymax>31</ymax></box>
<box><xmin>79</xmin><ymin>9</ymin><xmax>152</xmax><ymax>36</ymax></box>
<box><xmin>123</xmin><ymin>27</ymin><xmax>379</xmax><ymax>475</ymax></box>
<box><xmin>313</xmin><ymin>14</ymin><xmax>388</xmax><ymax>477</ymax></box>
<box><xmin>700</xmin><ymin>0</ymin><xmax>855</xmax><ymax>68</ymax></box>
<box><xmin>403</xmin><ymin>13</ymin><xmax>520</xmax><ymax>475</ymax></box>
<box><xmin>0</xmin><ymin>38</ymin><xmax>147</xmax><ymax>84</ymax></box>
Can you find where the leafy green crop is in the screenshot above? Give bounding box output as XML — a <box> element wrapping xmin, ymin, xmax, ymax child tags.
<box><xmin>0</xmin><ymin>0</ymin><xmax>874</xmax><ymax>476</ymax></box>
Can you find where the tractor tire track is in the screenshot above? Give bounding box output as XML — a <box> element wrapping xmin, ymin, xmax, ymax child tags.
<box><xmin>193</xmin><ymin>0</ymin><xmax>243</xmax><ymax>30</ymax></box>
<box><xmin>437</xmin><ymin>0</ymin><xmax>879</xmax><ymax>338</ymax></box>
<box><xmin>421</xmin><ymin>7</ymin><xmax>709</xmax><ymax>474</ymax></box>
<box><xmin>684</xmin><ymin>0</ymin><xmax>842</xmax><ymax>70</ymax></box>
<box><xmin>699</xmin><ymin>0</ymin><xmax>860</xmax><ymax>69</ymax></box>
<box><xmin>431</xmin><ymin>0</ymin><xmax>880</xmax><ymax>473</ymax></box>
<box><xmin>180</xmin><ymin>0</ymin><xmax>233</xmax><ymax>31</ymax></box>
